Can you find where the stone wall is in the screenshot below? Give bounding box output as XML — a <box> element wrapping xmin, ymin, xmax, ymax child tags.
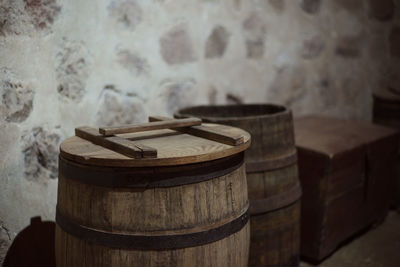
<box><xmin>0</xmin><ymin>0</ymin><xmax>399</xmax><ymax>263</ymax></box>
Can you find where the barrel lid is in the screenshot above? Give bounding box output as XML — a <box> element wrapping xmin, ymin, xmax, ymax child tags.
<box><xmin>60</xmin><ymin>122</ymin><xmax>250</xmax><ymax>167</ymax></box>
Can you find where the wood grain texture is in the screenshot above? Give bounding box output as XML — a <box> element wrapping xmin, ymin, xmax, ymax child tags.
<box><xmin>249</xmin><ymin>202</ymin><xmax>300</xmax><ymax>267</ymax></box>
<box><xmin>75</xmin><ymin>127</ymin><xmax>143</xmax><ymax>158</ymax></box>
<box><xmin>56</xmin><ymin>154</ymin><xmax>250</xmax><ymax>267</ymax></box>
<box><xmin>176</xmin><ymin>104</ymin><xmax>301</xmax><ymax>267</ymax></box>
<box><xmin>56</xmin><ymin>223</ymin><xmax>250</xmax><ymax>267</ymax></box>
<box><xmin>61</xmin><ymin>123</ymin><xmax>250</xmax><ymax>167</ymax></box>
<box><xmin>99</xmin><ymin>117</ymin><xmax>202</xmax><ymax>135</ymax></box>
<box><xmin>295</xmin><ymin>116</ymin><xmax>400</xmax><ymax>261</ymax></box>
<box><xmin>149</xmin><ymin>116</ymin><xmax>244</xmax><ymax>146</ymax></box>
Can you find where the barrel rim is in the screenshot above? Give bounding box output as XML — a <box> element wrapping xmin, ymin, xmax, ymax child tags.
<box><xmin>58</xmin><ymin>152</ymin><xmax>244</xmax><ymax>188</ymax></box>
<box><xmin>175</xmin><ymin>103</ymin><xmax>292</xmax><ymax>122</ymax></box>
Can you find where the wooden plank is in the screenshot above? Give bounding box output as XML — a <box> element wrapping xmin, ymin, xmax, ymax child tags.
<box><xmin>99</xmin><ymin>118</ymin><xmax>202</xmax><ymax>136</ymax></box>
<box><xmin>132</xmin><ymin>143</ymin><xmax>157</xmax><ymax>158</ymax></box>
<box><xmin>75</xmin><ymin>127</ymin><xmax>156</xmax><ymax>159</ymax></box>
<box><xmin>149</xmin><ymin>116</ymin><xmax>244</xmax><ymax>146</ymax></box>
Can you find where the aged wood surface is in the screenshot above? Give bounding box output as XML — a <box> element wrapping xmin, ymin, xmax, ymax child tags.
<box><xmin>56</xmin><ymin>123</ymin><xmax>251</xmax><ymax>267</ymax></box>
<box><xmin>176</xmin><ymin>104</ymin><xmax>301</xmax><ymax>267</ymax></box>
<box><xmin>56</xmin><ymin>223</ymin><xmax>250</xmax><ymax>267</ymax></box>
<box><xmin>99</xmin><ymin>117</ymin><xmax>202</xmax><ymax>135</ymax></box>
<box><xmin>149</xmin><ymin>116</ymin><xmax>244</xmax><ymax>146</ymax></box>
<box><xmin>295</xmin><ymin>115</ymin><xmax>400</xmax><ymax>261</ymax></box>
<box><xmin>56</xmin><ymin>157</ymin><xmax>249</xmax><ymax>267</ymax></box>
<box><xmin>373</xmin><ymin>89</ymin><xmax>400</xmax><ymax>209</ymax></box>
<box><xmin>75</xmin><ymin>127</ymin><xmax>157</xmax><ymax>158</ymax></box>
<box><xmin>61</xmin><ymin>123</ymin><xmax>250</xmax><ymax>167</ymax></box>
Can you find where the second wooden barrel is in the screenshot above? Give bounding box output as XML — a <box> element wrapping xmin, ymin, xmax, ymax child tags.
<box><xmin>176</xmin><ymin>104</ymin><xmax>301</xmax><ymax>267</ymax></box>
<box><xmin>55</xmin><ymin>122</ymin><xmax>251</xmax><ymax>267</ymax></box>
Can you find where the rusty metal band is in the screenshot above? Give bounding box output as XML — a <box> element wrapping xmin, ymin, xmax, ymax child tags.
<box><xmin>249</xmin><ymin>182</ymin><xmax>302</xmax><ymax>216</ymax></box>
<box><xmin>56</xmin><ymin>209</ymin><xmax>249</xmax><ymax>250</ymax></box>
<box><xmin>59</xmin><ymin>152</ymin><xmax>244</xmax><ymax>188</ymax></box>
<box><xmin>245</xmin><ymin>150</ymin><xmax>297</xmax><ymax>173</ymax></box>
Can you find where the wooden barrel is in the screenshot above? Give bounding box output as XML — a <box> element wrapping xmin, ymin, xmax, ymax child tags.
<box><xmin>175</xmin><ymin>104</ymin><xmax>301</xmax><ymax>267</ymax></box>
<box><xmin>55</xmin><ymin>122</ymin><xmax>251</xmax><ymax>267</ymax></box>
<box><xmin>373</xmin><ymin>88</ymin><xmax>400</xmax><ymax>208</ymax></box>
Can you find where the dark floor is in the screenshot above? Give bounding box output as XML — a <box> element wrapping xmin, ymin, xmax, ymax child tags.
<box><xmin>300</xmin><ymin>211</ymin><xmax>400</xmax><ymax>267</ymax></box>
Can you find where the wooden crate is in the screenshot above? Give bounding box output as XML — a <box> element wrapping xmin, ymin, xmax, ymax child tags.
<box><xmin>373</xmin><ymin>89</ymin><xmax>400</xmax><ymax>208</ymax></box>
<box><xmin>294</xmin><ymin>116</ymin><xmax>399</xmax><ymax>261</ymax></box>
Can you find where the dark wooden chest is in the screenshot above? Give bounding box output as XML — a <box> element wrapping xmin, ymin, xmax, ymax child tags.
<box><xmin>294</xmin><ymin>116</ymin><xmax>399</xmax><ymax>261</ymax></box>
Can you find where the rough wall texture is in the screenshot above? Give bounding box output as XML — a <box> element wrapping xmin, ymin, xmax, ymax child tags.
<box><xmin>0</xmin><ymin>0</ymin><xmax>399</xmax><ymax>263</ymax></box>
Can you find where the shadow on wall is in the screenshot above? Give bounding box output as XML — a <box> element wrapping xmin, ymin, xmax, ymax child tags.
<box><xmin>3</xmin><ymin>217</ymin><xmax>56</xmax><ymax>267</ymax></box>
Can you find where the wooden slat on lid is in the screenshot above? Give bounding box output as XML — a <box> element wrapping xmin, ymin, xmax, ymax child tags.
<box><xmin>99</xmin><ymin>118</ymin><xmax>202</xmax><ymax>135</ymax></box>
<box><xmin>149</xmin><ymin>116</ymin><xmax>244</xmax><ymax>146</ymax></box>
<box><xmin>60</xmin><ymin>123</ymin><xmax>251</xmax><ymax>167</ymax></box>
<box><xmin>75</xmin><ymin>127</ymin><xmax>157</xmax><ymax>159</ymax></box>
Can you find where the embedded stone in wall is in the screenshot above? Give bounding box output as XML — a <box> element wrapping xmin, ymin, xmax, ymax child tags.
<box><xmin>205</xmin><ymin>26</ymin><xmax>230</xmax><ymax>59</ymax></box>
<box><xmin>22</xmin><ymin>127</ymin><xmax>61</xmax><ymax>181</ymax></box>
<box><xmin>108</xmin><ymin>0</ymin><xmax>142</xmax><ymax>31</ymax></box>
<box><xmin>158</xmin><ymin>79</ymin><xmax>197</xmax><ymax>114</ymax></box>
<box><xmin>160</xmin><ymin>24</ymin><xmax>196</xmax><ymax>65</ymax></box>
<box><xmin>389</xmin><ymin>27</ymin><xmax>400</xmax><ymax>58</ymax></box>
<box><xmin>301</xmin><ymin>35</ymin><xmax>325</xmax><ymax>59</ymax></box>
<box><xmin>96</xmin><ymin>87</ymin><xmax>146</xmax><ymax>127</ymax></box>
<box><xmin>117</xmin><ymin>49</ymin><xmax>150</xmax><ymax>76</ymax></box>
<box><xmin>0</xmin><ymin>68</ymin><xmax>34</xmax><ymax>123</ymax></box>
<box><xmin>335</xmin><ymin>35</ymin><xmax>362</xmax><ymax>58</ymax></box>
<box><xmin>55</xmin><ymin>39</ymin><xmax>91</xmax><ymax>102</ymax></box>
<box><xmin>0</xmin><ymin>1</ymin><xmax>31</xmax><ymax>36</ymax></box>
<box><xmin>300</xmin><ymin>0</ymin><xmax>321</xmax><ymax>14</ymax></box>
<box><xmin>243</xmin><ymin>14</ymin><xmax>266</xmax><ymax>59</ymax></box>
<box><xmin>368</xmin><ymin>0</ymin><xmax>394</xmax><ymax>21</ymax></box>
<box><xmin>23</xmin><ymin>0</ymin><xmax>61</xmax><ymax>30</ymax></box>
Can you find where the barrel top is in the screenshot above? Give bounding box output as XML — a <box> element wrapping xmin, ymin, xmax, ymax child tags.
<box><xmin>175</xmin><ymin>104</ymin><xmax>291</xmax><ymax>122</ymax></box>
<box><xmin>60</xmin><ymin>123</ymin><xmax>251</xmax><ymax>167</ymax></box>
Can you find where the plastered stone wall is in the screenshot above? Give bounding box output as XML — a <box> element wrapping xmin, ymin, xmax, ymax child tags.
<box><xmin>0</xmin><ymin>0</ymin><xmax>399</xmax><ymax>262</ymax></box>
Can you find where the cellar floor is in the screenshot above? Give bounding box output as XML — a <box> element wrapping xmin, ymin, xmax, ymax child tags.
<box><xmin>300</xmin><ymin>211</ymin><xmax>400</xmax><ymax>267</ymax></box>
